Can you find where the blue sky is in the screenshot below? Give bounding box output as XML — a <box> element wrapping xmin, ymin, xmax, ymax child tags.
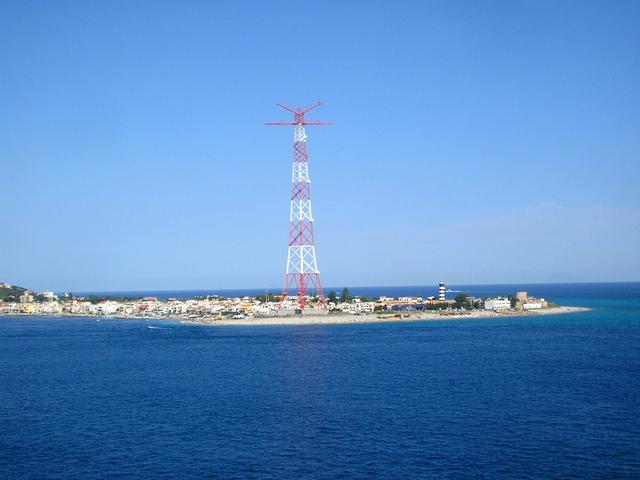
<box><xmin>1</xmin><ymin>1</ymin><xmax>639</xmax><ymax>292</ymax></box>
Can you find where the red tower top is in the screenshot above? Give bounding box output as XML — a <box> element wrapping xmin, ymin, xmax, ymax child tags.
<box><xmin>265</xmin><ymin>101</ymin><xmax>334</xmax><ymax>126</ymax></box>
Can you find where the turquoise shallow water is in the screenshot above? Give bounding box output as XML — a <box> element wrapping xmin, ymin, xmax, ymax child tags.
<box><xmin>1</xmin><ymin>283</ymin><xmax>639</xmax><ymax>479</ymax></box>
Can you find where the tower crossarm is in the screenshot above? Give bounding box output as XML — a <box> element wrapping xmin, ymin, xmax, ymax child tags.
<box><xmin>277</xmin><ymin>101</ymin><xmax>322</xmax><ymax>115</ymax></box>
<box><xmin>266</xmin><ymin>101</ymin><xmax>334</xmax><ymax>126</ymax></box>
<box><xmin>265</xmin><ymin>121</ymin><xmax>334</xmax><ymax>126</ymax></box>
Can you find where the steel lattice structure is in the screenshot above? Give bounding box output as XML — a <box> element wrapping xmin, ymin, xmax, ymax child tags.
<box><xmin>266</xmin><ymin>101</ymin><xmax>333</xmax><ymax>310</ymax></box>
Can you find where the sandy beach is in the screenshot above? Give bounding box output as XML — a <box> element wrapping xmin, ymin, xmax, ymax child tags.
<box><xmin>181</xmin><ymin>306</ymin><xmax>590</xmax><ymax>327</ymax></box>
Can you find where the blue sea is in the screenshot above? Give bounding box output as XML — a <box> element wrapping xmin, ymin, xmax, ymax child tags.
<box><xmin>1</xmin><ymin>283</ymin><xmax>639</xmax><ymax>479</ymax></box>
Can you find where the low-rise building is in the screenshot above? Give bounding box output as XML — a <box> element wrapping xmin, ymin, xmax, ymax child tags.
<box><xmin>353</xmin><ymin>301</ymin><xmax>375</xmax><ymax>313</ymax></box>
<box><xmin>19</xmin><ymin>293</ymin><xmax>34</xmax><ymax>303</ymax></box>
<box><xmin>514</xmin><ymin>291</ymin><xmax>549</xmax><ymax>310</ymax></box>
<box><xmin>484</xmin><ymin>297</ymin><xmax>511</xmax><ymax>311</ymax></box>
<box><xmin>523</xmin><ymin>302</ymin><xmax>543</xmax><ymax>310</ymax></box>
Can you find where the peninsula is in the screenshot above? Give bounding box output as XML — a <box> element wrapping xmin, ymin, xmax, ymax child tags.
<box><xmin>0</xmin><ymin>283</ymin><xmax>589</xmax><ymax>326</ymax></box>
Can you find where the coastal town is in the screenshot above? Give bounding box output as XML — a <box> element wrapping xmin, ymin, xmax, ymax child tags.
<box><xmin>0</xmin><ymin>281</ymin><xmax>586</xmax><ymax>325</ymax></box>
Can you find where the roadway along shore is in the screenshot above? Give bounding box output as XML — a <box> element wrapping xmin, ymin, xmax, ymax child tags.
<box><xmin>181</xmin><ymin>305</ymin><xmax>590</xmax><ymax>327</ymax></box>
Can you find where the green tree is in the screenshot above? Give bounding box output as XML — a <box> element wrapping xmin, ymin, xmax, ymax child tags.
<box><xmin>327</xmin><ymin>290</ymin><xmax>338</xmax><ymax>304</ymax></box>
<box><xmin>341</xmin><ymin>287</ymin><xmax>353</xmax><ymax>303</ymax></box>
<box><xmin>454</xmin><ymin>293</ymin><xmax>469</xmax><ymax>309</ymax></box>
<box><xmin>256</xmin><ymin>293</ymin><xmax>277</xmax><ymax>303</ymax></box>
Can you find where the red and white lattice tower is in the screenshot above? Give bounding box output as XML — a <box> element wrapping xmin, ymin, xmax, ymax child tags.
<box><xmin>266</xmin><ymin>101</ymin><xmax>333</xmax><ymax>310</ymax></box>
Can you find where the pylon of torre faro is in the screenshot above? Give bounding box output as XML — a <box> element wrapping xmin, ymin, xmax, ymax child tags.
<box><xmin>266</xmin><ymin>102</ymin><xmax>332</xmax><ymax>310</ymax></box>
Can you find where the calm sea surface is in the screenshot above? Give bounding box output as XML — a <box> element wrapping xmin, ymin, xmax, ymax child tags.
<box><xmin>1</xmin><ymin>283</ymin><xmax>639</xmax><ymax>479</ymax></box>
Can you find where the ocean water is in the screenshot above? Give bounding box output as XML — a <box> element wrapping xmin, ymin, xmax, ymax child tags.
<box><xmin>1</xmin><ymin>283</ymin><xmax>639</xmax><ymax>479</ymax></box>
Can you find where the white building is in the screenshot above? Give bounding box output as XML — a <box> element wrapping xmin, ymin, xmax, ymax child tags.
<box><xmin>399</xmin><ymin>296</ymin><xmax>422</xmax><ymax>303</ymax></box>
<box><xmin>523</xmin><ymin>302</ymin><xmax>543</xmax><ymax>310</ymax></box>
<box><xmin>97</xmin><ymin>301</ymin><xmax>119</xmax><ymax>315</ymax></box>
<box><xmin>253</xmin><ymin>304</ymin><xmax>278</xmax><ymax>316</ymax></box>
<box><xmin>354</xmin><ymin>301</ymin><xmax>375</xmax><ymax>313</ymax></box>
<box><xmin>484</xmin><ymin>298</ymin><xmax>511</xmax><ymax>310</ymax></box>
<box><xmin>19</xmin><ymin>293</ymin><xmax>34</xmax><ymax>303</ymax></box>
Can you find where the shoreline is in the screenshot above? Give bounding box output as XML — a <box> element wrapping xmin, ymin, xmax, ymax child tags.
<box><xmin>180</xmin><ymin>305</ymin><xmax>591</xmax><ymax>327</ymax></box>
<box><xmin>0</xmin><ymin>306</ymin><xmax>591</xmax><ymax>327</ymax></box>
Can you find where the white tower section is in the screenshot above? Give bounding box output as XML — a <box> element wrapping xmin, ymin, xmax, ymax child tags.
<box><xmin>286</xmin><ymin>124</ymin><xmax>320</xmax><ymax>277</ymax></box>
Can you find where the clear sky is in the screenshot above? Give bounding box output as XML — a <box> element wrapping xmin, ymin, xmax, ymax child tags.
<box><xmin>1</xmin><ymin>1</ymin><xmax>639</xmax><ymax>292</ymax></box>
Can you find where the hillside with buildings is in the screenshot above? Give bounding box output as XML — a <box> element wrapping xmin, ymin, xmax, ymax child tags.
<box><xmin>0</xmin><ymin>283</ymin><xmax>28</xmax><ymax>302</ymax></box>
